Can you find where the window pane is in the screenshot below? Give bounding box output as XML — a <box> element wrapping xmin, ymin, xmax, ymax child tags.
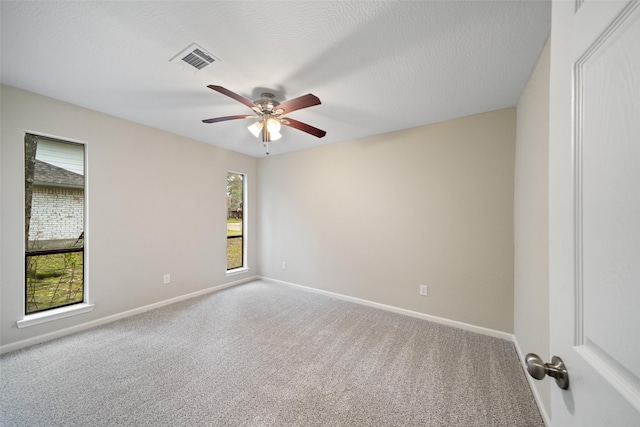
<box><xmin>26</xmin><ymin>251</ymin><xmax>84</xmax><ymax>313</ymax></box>
<box><xmin>226</xmin><ymin>237</ymin><xmax>243</xmax><ymax>270</ymax></box>
<box><xmin>227</xmin><ymin>172</ymin><xmax>244</xmax><ymax>270</ymax></box>
<box><xmin>25</xmin><ymin>135</ymin><xmax>85</xmax><ymax>314</ymax></box>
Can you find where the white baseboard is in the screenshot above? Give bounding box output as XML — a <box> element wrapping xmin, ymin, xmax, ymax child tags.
<box><xmin>260</xmin><ymin>276</ymin><xmax>513</xmax><ymax>341</ymax></box>
<box><xmin>512</xmin><ymin>335</ymin><xmax>551</xmax><ymax>426</ymax></box>
<box><xmin>0</xmin><ymin>275</ymin><xmax>258</xmax><ymax>355</ymax></box>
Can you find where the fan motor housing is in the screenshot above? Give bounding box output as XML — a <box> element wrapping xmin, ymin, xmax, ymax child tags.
<box><xmin>254</xmin><ymin>92</ymin><xmax>280</xmax><ymax>113</ymax></box>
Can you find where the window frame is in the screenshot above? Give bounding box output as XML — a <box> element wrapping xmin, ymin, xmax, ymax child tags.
<box><xmin>226</xmin><ymin>170</ymin><xmax>248</xmax><ymax>276</ymax></box>
<box><xmin>18</xmin><ymin>131</ymin><xmax>93</xmax><ymax>328</ymax></box>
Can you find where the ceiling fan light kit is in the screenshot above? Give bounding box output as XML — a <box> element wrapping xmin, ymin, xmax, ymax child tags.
<box><xmin>202</xmin><ymin>85</ymin><xmax>326</xmax><ymax>155</ymax></box>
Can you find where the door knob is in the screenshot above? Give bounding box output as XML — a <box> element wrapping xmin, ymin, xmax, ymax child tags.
<box><xmin>525</xmin><ymin>353</ymin><xmax>570</xmax><ymax>390</ymax></box>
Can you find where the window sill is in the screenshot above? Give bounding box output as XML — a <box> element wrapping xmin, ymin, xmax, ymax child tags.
<box><xmin>226</xmin><ymin>267</ymin><xmax>250</xmax><ymax>277</ymax></box>
<box><xmin>16</xmin><ymin>303</ymin><xmax>95</xmax><ymax>329</ymax></box>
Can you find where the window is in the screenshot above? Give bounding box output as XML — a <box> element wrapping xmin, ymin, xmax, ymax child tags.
<box><xmin>25</xmin><ymin>134</ymin><xmax>85</xmax><ymax>314</ymax></box>
<box><xmin>226</xmin><ymin>172</ymin><xmax>245</xmax><ymax>270</ymax></box>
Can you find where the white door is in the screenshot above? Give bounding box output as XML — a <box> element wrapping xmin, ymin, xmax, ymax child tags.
<box><xmin>549</xmin><ymin>0</ymin><xmax>640</xmax><ymax>425</ymax></box>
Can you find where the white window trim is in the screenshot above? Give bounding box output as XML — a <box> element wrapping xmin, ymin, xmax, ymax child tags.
<box><xmin>23</xmin><ymin>131</ymin><xmax>91</xmax><ymax>324</ymax></box>
<box><xmin>226</xmin><ymin>266</ymin><xmax>250</xmax><ymax>277</ymax></box>
<box><xmin>17</xmin><ymin>303</ymin><xmax>95</xmax><ymax>329</ymax></box>
<box><xmin>227</xmin><ymin>170</ymin><xmax>248</xmax><ymax>273</ymax></box>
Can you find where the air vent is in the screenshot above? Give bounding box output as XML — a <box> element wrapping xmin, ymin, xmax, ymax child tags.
<box><xmin>170</xmin><ymin>43</ymin><xmax>220</xmax><ymax>72</ymax></box>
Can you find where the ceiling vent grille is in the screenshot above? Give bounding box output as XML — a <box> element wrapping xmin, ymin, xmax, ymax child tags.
<box><xmin>170</xmin><ymin>43</ymin><xmax>220</xmax><ymax>72</ymax></box>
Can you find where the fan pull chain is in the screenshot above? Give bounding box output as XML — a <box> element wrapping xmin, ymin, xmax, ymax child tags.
<box><xmin>261</xmin><ymin>122</ymin><xmax>270</xmax><ymax>155</ymax></box>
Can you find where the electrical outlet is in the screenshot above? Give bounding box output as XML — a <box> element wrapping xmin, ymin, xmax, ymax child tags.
<box><xmin>419</xmin><ymin>285</ymin><xmax>428</xmax><ymax>296</ymax></box>
<box><xmin>163</xmin><ymin>274</ymin><xmax>171</xmax><ymax>284</ymax></box>
<box><xmin>281</xmin><ymin>261</ymin><xmax>287</xmax><ymax>270</ymax></box>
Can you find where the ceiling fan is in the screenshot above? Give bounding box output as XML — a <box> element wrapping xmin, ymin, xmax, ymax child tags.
<box><xmin>202</xmin><ymin>85</ymin><xmax>326</xmax><ymax>155</ymax></box>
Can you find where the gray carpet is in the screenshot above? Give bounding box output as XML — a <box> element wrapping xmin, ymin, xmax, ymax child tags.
<box><xmin>0</xmin><ymin>280</ymin><xmax>543</xmax><ymax>426</ymax></box>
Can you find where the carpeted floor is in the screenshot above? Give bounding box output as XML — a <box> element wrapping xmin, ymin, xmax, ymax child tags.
<box><xmin>0</xmin><ymin>280</ymin><xmax>543</xmax><ymax>426</ymax></box>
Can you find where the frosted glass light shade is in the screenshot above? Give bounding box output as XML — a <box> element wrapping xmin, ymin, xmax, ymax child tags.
<box><xmin>269</xmin><ymin>130</ymin><xmax>282</xmax><ymax>141</ymax></box>
<box><xmin>266</xmin><ymin>118</ymin><xmax>281</xmax><ymax>132</ymax></box>
<box><xmin>267</xmin><ymin>119</ymin><xmax>282</xmax><ymax>140</ymax></box>
<box><xmin>247</xmin><ymin>121</ymin><xmax>263</xmax><ymax>137</ymax></box>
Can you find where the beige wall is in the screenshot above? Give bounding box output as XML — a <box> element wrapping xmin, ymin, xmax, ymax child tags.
<box><xmin>258</xmin><ymin>108</ymin><xmax>516</xmax><ymax>332</ymax></box>
<box><xmin>0</xmin><ymin>85</ymin><xmax>257</xmax><ymax>348</ymax></box>
<box><xmin>514</xmin><ymin>39</ymin><xmax>551</xmax><ymax>416</ymax></box>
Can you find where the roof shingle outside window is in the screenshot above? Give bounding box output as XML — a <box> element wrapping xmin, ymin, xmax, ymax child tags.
<box><xmin>33</xmin><ymin>160</ymin><xmax>84</xmax><ymax>189</ymax></box>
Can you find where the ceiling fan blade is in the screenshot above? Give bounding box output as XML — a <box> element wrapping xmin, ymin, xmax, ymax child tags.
<box><xmin>207</xmin><ymin>85</ymin><xmax>256</xmax><ymax>110</ymax></box>
<box><xmin>275</xmin><ymin>94</ymin><xmax>321</xmax><ymax>115</ymax></box>
<box><xmin>281</xmin><ymin>118</ymin><xmax>326</xmax><ymax>138</ymax></box>
<box><xmin>202</xmin><ymin>115</ymin><xmax>254</xmax><ymax>124</ymax></box>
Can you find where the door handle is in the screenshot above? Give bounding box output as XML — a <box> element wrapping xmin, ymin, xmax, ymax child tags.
<box><xmin>525</xmin><ymin>353</ymin><xmax>570</xmax><ymax>390</ymax></box>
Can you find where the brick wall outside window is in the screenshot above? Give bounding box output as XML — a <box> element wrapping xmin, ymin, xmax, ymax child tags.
<box><xmin>29</xmin><ymin>186</ymin><xmax>84</xmax><ymax>242</ymax></box>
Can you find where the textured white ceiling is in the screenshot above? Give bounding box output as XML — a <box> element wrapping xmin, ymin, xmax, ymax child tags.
<box><xmin>1</xmin><ymin>1</ymin><xmax>551</xmax><ymax>158</ymax></box>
